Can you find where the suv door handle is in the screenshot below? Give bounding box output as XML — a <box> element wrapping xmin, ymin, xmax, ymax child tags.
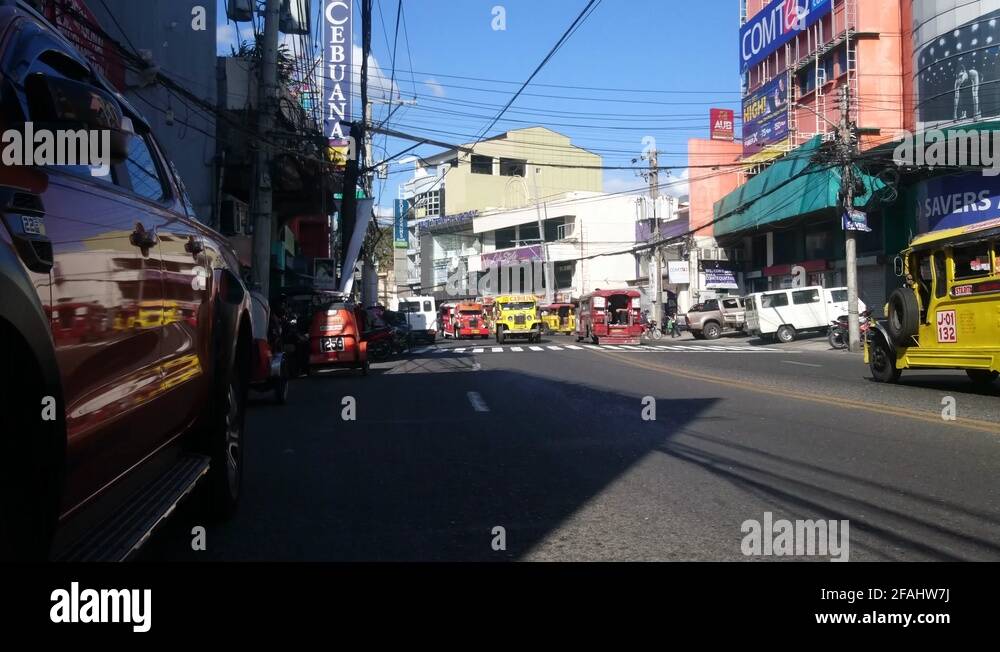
<box><xmin>129</xmin><ymin>223</ymin><xmax>158</xmax><ymax>253</ymax></box>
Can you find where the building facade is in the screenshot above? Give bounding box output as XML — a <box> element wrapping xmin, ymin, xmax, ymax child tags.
<box><xmin>395</xmin><ymin>127</ymin><xmax>603</xmax><ymax>298</ymax></box>
<box><xmin>697</xmin><ymin>0</ymin><xmax>910</xmax><ymax>314</ymax></box>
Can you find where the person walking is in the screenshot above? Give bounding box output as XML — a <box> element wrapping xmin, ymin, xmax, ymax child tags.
<box><xmin>666</xmin><ymin>309</ymin><xmax>682</xmax><ymax>338</ymax></box>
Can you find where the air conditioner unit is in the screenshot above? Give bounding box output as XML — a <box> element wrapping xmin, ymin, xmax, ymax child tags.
<box><xmin>699</xmin><ymin>247</ymin><xmax>719</xmax><ymax>260</ymax></box>
<box><xmin>220</xmin><ymin>196</ymin><xmax>249</xmax><ymax>235</ymax></box>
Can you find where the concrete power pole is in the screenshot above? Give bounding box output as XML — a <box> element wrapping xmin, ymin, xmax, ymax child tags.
<box><xmin>840</xmin><ymin>84</ymin><xmax>861</xmax><ymax>352</ymax></box>
<box><xmin>649</xmin><ymin>150</ymin><xmax>662</xmax><ymax>322</ymax></box>
<box><xmin>250</xmin><ymin>0</ymin><xmax>282</xmax><ymax>298</ymax></box>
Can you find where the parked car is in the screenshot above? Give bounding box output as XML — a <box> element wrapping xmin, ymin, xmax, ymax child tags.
<box><xmin>867</xmin><ymin>222</ymin><xmax>1000</xmax><ymax>385</ymax></box>
<box><xmin>744</xmin><ymin>286</ymin><xmax>865</xmax><ymax>343</ymax></box>
<box><xmin>395</xmin><ymin>295</ymin><xmax>437</xmax><ymax>343</ymax></box>
<box><xmin>685</xmin><ymin>296</ymin><xmax>746</xmax><ymax>340</ymax></box>
<box><xmin>307</xmin><ymin>296</ymin><xmax>368</xmax><ymax>375</ymax></box>
<box><xmin>0</xmin><ymin>1</ymin><xmax>252</xmax><ymax>560</ymax></box>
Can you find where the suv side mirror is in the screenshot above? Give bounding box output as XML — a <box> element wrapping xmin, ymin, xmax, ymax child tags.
<box><xmin>24</xmin><ymin>73</ymin><xmax>133</xmax><ymax>164</ymax></box>
<box><xmin>893</xmin><ymin>255</ymin><xmax>904</xmax><ymax>277</ymax></box>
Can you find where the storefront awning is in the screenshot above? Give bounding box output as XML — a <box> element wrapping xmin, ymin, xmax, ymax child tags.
<box><xmin>713</xmin><ymin>136</ymin><xmax>884</xmax><ymax>238</ymax></box>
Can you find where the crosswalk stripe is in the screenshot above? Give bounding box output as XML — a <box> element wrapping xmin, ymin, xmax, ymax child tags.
<box><xmin>566</xmin><ymin>345</ymin><xmax>583</xmax><ymax>350</ymax></box>
<box><xmin>510</xmin><ymin>346</ymin><xmax>523</xmax><ymax>352</ymax></box>
<box><xmin>491</xmin><ymin>347</ymin><xmax>503</xmax><ymax>353</ymax></box>
<box><xmin>602</xmin><ymin>345</ymin><xmax>623</xmax><ymax>350</ymax></box>
<box><xmin>529</xmin><ymin>346</ymin><xmax>543</xmax><ymax>351</ymax></box>
<box><xmin>547</xmin><ymin>346</ymin><xmax>563</xmax><ymax>351</ymax></box>
<box><xmin>472</xmin><ymin>348</ymin><xmax>484</xmax><ymax>353</ymax></box>
<box><xmin>620</xmin><ymin>345</ymin><xmax>644</xmax><ymax>351</ymax></box>
<box><xmin>453</xmin><ymin>348</ymin><xmax>466</xmax><ymax>353</ymax></box>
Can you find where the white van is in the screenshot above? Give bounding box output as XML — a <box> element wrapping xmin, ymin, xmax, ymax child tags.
<box><xmin>394</xmin><ymin>296</ymin><xmax>438</xmax><ymax>343</ymax></box>
<box><xmin>744</xmin><ymin>286</ymin><xmax>866</xmax><ymax>343</ymax></box>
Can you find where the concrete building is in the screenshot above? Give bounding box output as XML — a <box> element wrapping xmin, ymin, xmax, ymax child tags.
<box><xmin>695</xmin><ymin>0</ymin><xmax>909</xmax><ymax>313</ymax></box>
<box><xmin>466</xmin><ymin>192</ymin><xmax>670</xmax><ymax>302</ymax></box>
<box><xmin>394</xmin><ymin>127</ymin><xmax>603</xmax><ymax>298</ymax></box>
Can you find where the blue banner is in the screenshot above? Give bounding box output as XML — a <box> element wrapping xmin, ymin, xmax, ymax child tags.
<box><xmin>917</xmin><ymin>174</ymin><xmax>1000</xmax><ymax>233</ymax></box>
<box><xmin>740</xmin><ymin>0</ymin><xmax>832</xmax><ymax>72</ymax></box>
<box><xmin>742</xmin><ymin>75</ymin><xmax>789</xmax><ymax>158</ymax></box>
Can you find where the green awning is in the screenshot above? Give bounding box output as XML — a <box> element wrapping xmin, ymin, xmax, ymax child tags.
<box><xmin>713</xmin><ymin>136</ymin><xmax>884</xmax><ymax>238</ymax></box>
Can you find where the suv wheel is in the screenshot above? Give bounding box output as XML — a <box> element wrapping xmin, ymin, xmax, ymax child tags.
<box><xmin>703</xmin><ymin>322</ymin><xmax>722</xmax><ymax>340</ymax></box>
<box><xmin>775</xmin><ymin>325</ymin><xmax>796</xmax><ymax>343</ymax></box>
<box><xmin>197</xmin><ymin>334</ymin><xmax>248</xmax><ymax>519</ymax></box>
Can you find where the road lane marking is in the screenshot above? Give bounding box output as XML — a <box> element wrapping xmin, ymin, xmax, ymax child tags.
<box><xmin>453</xmin><ymin>348</ymin><xmax>466</xmax><ymax>353</ymax></box>
<box><xmin>781</xmin><ymin>360</ymin><xmax>822</xmax><ymax>368</ymax></box>
<box><xmin>492</xmin><ymin>347</ymin><xmax>504</xmax><ymax>353</ymax></box>
<box><xmin>529</xmin><ymin>346</ymin><xmax>543</xmax><ymax>351</ymax></box>
<box><xmin>510</xmin><ymin>346</ymin><xmax>523</xmax><ymax>352</ymax></box>
<box><xmin>602</xmin><ymin>345</ymin><xmax>623</xmax><ymax>350</ymax></box>
<box><xmin>592</xmin><ymin>350</ymin><xmax>1000</xmax><ymax>436</ymax></box>
<box><xmin>466</xmin><ymin>391</ymin><xmax>490</xmax><ymax>412</ymax></box>
<box><xmin>472</xmin><ymin>348</ymin><xmax>484</xmax><ymax>353</ymax></box>
<box><xmin>566</xmin><ymin>345</ymin><xmax>583</xmax><ymax>350</ymax></box>
<box><xmin>547</xmin><ymin>346</ymin><xmax>563</xmax><ymax>350</ymax></box>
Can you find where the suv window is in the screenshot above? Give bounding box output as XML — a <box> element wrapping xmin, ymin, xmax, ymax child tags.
<box><xmin>702</xmin><ymin>300</ymin><xmax>719</xmax><ymax>311</ymax></box>
<box><xmin>721</xmin><ymin>298</ymin><xmax>739</xmax><ymax>309</ymax></box>
<box><xmin>761</xmin><ymin>292</ymin><xmax>788</xmax><ymax>308</ymax></box>
<box><xmin>122</xmin><ymin>134</ymin><xmax>167</xmax><ymax>202</ymax></box>
<box><xmin>953</xmin><ymin>243</ymin><xmax>992</xmax><ymax>280</ymax></box>
<box><xmin>792</xmin><ymin>289</ymin><xmax>820</xmax><ymax>304</ymax></box>
<box><xmin>423</xmin><ymin>301</ymin><xmax>432</xmax><ymax>312</ymax></box>
<box><xmin>829</xmin><ymin>289</ymin><xmax>847</xmax><ymax>303</ymax></box>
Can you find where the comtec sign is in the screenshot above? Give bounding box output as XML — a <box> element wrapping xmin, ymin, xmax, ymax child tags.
<box><xmin>740</xmin><ymin>0</ymin><xmax>831</xmax><ymax>72</ymax></box>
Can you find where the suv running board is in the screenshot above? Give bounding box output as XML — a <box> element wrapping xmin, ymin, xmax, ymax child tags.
<box><xmin>56</xmin><ymin>455</ymin><xmax>211</xmax><ymax>562</ymax></box>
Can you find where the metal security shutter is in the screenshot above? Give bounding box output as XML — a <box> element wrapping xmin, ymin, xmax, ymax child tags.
<box><xmin>859</xmin><ymin>265</ymin><xmax>886</xmax><ymax>317</ymax></box>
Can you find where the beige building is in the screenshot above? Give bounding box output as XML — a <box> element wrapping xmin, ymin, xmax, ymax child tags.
<box><xmin>396</xmin><ymin>127</ymin><xmax>603</xmax><ymax>296</ymax></box>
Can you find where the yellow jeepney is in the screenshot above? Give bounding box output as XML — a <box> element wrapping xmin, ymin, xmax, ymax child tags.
<box><xmin>539</xmin><ymin>302</ymin><xmax>576</xmax><ymax>335</ymax></box>
<box><xmin>866</xmin><ymin>219</ymin><xmax>1000</xmax><ymax>385</ymax></box>
<box><xmin>493</xmin><ymin>294</ymin><xmax>541</xmax><ymax>344</ymax></box>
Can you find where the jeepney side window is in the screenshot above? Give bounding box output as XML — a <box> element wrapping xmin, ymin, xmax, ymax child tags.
<box><xmin>953</xmin><ymin>243</ymin><xmax>992</xmax><ymax>280</ymax></box>
<box><xmin>932</xmin><ymin>251</ymin><xmax>947</xmax><ymax>300</ymax></box>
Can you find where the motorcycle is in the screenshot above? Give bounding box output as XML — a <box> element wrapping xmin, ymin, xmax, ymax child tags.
<box><xmin>828</xmin><ymin>310</ymin><xmax>873</xmax><ymax>350</ymax></box>
<box><xmin>642</xmin><ymin>319</ymin><xmax>664</xmax><ymax>341</ymax></box>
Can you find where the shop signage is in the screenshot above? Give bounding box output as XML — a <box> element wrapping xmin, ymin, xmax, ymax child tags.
<box><xmin>740</xmin><ymin>0</ymin><xmax>832</xmax><ymax>72</ymax></box>
<box><xmin>323</xmin><ymin>1</ymin><xmax>353</xmax><ymax>163</ymax></box>
<box><xmin>701</xmin><ymin>261</ymin><xmax>739</xmax><ymax>290</ymax></box>
<box><xmin>481</xmin><ymin>245</ymin><xmax>542</xmax><ymax>267</ymax></box>
<box><xmin>667</xmin><ymin>261</ymin><xmax>690</xmax><ymax>285</ymax></box>
<box><xmin>711</xmin><ymin>108</ymin><xmax>735</xmax><ymax>142</ymax></box>
<box><xmin>842</xmin><ymin>209</ymin><xmax>872</xmax><ymax>232</ymax></box>
<box><xmin>917</xmin><ymin>174</ymin><xmax>1000</xmax><ymax>233</ymax></box>
<box><xmin>393</xmin><ymin>199</ymin><xmax>408</xmax><ymax>248</ymax></box>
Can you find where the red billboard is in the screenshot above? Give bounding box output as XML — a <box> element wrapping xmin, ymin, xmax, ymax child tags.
<box><xmin>710</xmin><ymin>108</ymin><xmax>735</xmax><ymax>142</ymax></box>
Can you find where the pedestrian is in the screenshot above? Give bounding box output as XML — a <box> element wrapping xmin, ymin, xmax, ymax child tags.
<box><xmin>667</xmin><ymin>310</ymin><xmax>682</xmax><ymax>338</ymax></box>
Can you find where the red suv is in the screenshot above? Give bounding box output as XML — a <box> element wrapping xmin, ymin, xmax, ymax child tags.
<box><xmin>0</xmin><ymin>3</ymin><xmax>252</xmax><ymax>560</ymax></box>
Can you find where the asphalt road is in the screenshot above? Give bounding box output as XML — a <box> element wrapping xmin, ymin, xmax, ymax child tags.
<box><xmin>142</xmin><ymin>331</ymin><xmax>1000</xmax><ymax>561</ymax></box>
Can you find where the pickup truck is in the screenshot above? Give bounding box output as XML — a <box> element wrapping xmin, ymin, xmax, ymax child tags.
<box><xmin>685</xmin><ymin>297</ymin><xmax>746</xmax><ymax>340</ymax></box>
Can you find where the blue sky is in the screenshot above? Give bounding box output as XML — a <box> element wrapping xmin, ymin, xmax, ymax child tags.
<box><xmin>216</xmin><ymin>0</ymin><xmax>742</xmax><ymax>215</ymax></box>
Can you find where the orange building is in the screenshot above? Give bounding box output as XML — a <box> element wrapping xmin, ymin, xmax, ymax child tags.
<box><xmin>687</xmin><ymin>0</ymin><xmax>911</xmax><ymax>311</ymax></box>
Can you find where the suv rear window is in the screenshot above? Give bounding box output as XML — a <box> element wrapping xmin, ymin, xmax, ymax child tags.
<box><xmin>792</xmin><ymin>289</ymin><xmax>820</xmax><ymax>304</ymax></box>
<box><xmin>829</xmin><ymin>289</ymin><xmax>847</xmax><ymax>303</ymax></box>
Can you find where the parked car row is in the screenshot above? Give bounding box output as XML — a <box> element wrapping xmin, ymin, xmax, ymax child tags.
<box><xmin>681</xmin><ymin>286</ymin><xmax>863</xmax><ymax>344</ymax></box>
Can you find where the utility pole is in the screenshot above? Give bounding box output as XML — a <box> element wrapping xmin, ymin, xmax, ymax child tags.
<box><xmin>840</xmin><ymin>84</ymin><xmax>861</xmax><ymax>352</ymax></box>
<box><xmin>250</xmin><ymin>0</ymin><xmax>282</xmax><ymax>298</ymax></box>
<box><xmin>338</xmin><ymin>0</ymin><xmax>371</xmax><ymax>294</ymax></box>
<box><xmin>531</xmin><ymin>168</ymin><xmax>552</xmax><ymax>303</ymax></box>
<box><xmin>649</xmin><ymin>150</ymin><xmax>662</xmax><ymax>323</ymax></box>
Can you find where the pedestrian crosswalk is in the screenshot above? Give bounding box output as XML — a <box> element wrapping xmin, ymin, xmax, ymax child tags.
<box><xmin>406</xmin><ymin>342</ymin><xmax>794</xmax><ymax>356</ymax></box>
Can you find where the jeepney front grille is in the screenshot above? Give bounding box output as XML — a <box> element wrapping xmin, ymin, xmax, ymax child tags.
<box><xmin>470</xmin><ymin>318</ymin><xmax>478</xmax><ymax>327</ymax></box>
<box><xmin>514</xmin><ymin>315</ymin><xmax>525</xmax><ymax>325</ymax></box>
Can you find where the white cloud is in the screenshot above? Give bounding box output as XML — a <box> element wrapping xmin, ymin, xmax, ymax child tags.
<box><xmin>603</xmin><ymin>171</ymin><xmax>645</xmax><ymax>195</ymax></box>
<box><xmin>424</xmin><ymin>78</ymin><xmax>446</xmax><ymax>98</ymax></box>
<box><xmin>352</xmin><ymin>44</ymin><xmax>401</xmax><ymax>102</ymax></box>
<box><xmin>662</xmin><ymin>168</ymin><xmax>690</xmax><ymax>199</ymax></box>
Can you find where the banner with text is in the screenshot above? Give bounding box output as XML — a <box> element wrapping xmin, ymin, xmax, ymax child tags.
<box><xmin>743</xmin><ymin>75</ymin><xmax>789</xmax><ymax>160</ymax></box>
<box><xmin>739</xmin><ymin>0</ymin><xmax>832</xmax><ymax>72</ymax></box>
<box><xmin>323</xmin><ymin>0</ymin><xmax>353</xmax><ymax>167</ymax></box>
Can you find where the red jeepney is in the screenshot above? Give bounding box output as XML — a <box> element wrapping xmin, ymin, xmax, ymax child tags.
<box><xmin>576</xmin><ymin>289</ymin><xmax>643</xmax><ymax>345</ymax></box>
<box><xmin>439</xmin><ymin>302</ymin><xmax>457</xmax><ymax>338</ymax></box>
<box><xmin>453</xmin><ymin>302</ymin><xmax>490</xmax><ymax>339</ymax></box>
